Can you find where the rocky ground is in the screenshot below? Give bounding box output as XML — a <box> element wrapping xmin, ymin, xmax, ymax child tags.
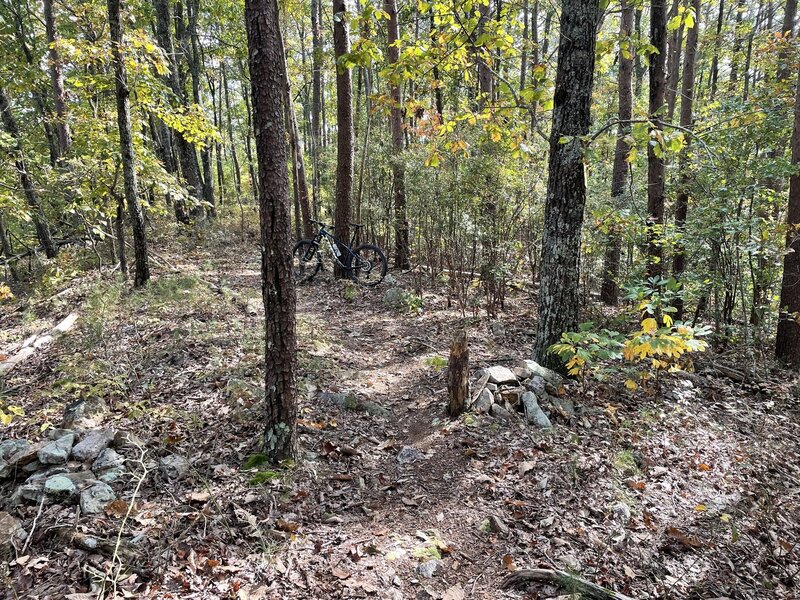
<box><xmin>1</xmin><ymin>224</ymin><xmax>799</xmax><ymax>599</ymax></box>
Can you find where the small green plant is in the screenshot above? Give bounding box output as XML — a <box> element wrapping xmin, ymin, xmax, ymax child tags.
<box><xmin>0</xmin><ymin>403</ymin><xmax>24</xmax><ymax>425</ymax></box>
<box><xmin>424</xmin><ymin>355</ymin><xmax>448</xmax><ymax>369</ymax></box>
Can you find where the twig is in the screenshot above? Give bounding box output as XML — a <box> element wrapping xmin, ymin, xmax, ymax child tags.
<box><xmin>20</xmin><ymin>496</ymin><xmax>45</xmax><ymax>555</ymax></box>
<box><xmin>501</xmin><ymin>568</ymin><xmax>636</xmax><ymax>600</ymax></box>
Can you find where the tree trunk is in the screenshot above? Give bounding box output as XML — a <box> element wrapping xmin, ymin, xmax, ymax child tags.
<box><xmin>533</xmin><ymin>0</ymin><xmax>600</xmax><ymax>369</ymax></box>
<box><xmin>647</xmin><ymin>0</ymin><xmax>668</xmax><ymax>279</ymax></box>
<box><xmin>665</xmin><ymin>0</ymin><xmax>684</xmax><ymax>122</ymax></box>
<box><xmin>333</xmin><ymin>0</ymin><xmax>354</xmax><ymax>276</ymax></box>
<box><xmin>776</xmin><ymin>68</ymin><xmax>800</xmax><ymax>366</ymax></box>
<box><xmin>43</xmin><ymin>0</ymin><xmax>71</xmax><ymax>160</ymax></box>
<box><xmin>0</xmin><ymin>87</ymin><xmax>58</xmax><ymax>259</ymax></box>
<box><xmin>108</xmin><ymin>0</ymin><xmax>150</xmax><ymax>286</ymax></box>
<box><xmin>280</xmin><ymin>33</ymin><xmax>314</xmax><ymax>239</ymax></box>
<box><xmin>601</xmin><ymin>1</ymin><xmax>634</xmax><ymax>307</ymax></box>
<box><xmin>245</xmin><ymin>0</ymin><xmax>299</xmax><ymax>461</ymax></box>
<box><xmin>476</xmin><ymin>0</ymin><xmax>493</xmax><ymax>108</ymax></box>
<box><xmin>778</xmin><ymin>0</ymin><xmax>797</xmax><ymax>81</ymax></box>
<box><xmin>386</xmin><ymin>0</ymin><xmax>410</xmax><ymax>269</ymax></box>
<box><xmin>729</xmin><ymin>0</ymin><xmax>745</xmax><ymax>89</ymax></box>
<box><xmin>311</xmin><ymin>0</ymin><xmax>323</xmax><ymax>216</ymax></box>
<box><xmin>710</xmin><ymin>0</ymin><xmax>724</xmax><ymax>99</ymax></box>
<box><xmin>447</xmin><ymin>329</ymin><xmax>469</xmax><ymax>417</ymax></box>
<box><xmin>673</xmin><ymin>0</ymin><xmax>701</xmax><ymax>321</ymax></box>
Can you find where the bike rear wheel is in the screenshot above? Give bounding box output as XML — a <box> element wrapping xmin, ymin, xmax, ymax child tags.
<box><xmin>292</xmin><ymin>240</ymin><xmax>321</xmax><ymax>283</ymax></box>
<box><xmin>351</xmin><ymin>244</ymin><xmax>387</xmax><ymax>287</ymax></box>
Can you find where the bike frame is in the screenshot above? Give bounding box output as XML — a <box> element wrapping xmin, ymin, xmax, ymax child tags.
<box><xmin>306</xmin><ymin>227</ymin><xmax>359</xmax><ymax>270</ymax></box>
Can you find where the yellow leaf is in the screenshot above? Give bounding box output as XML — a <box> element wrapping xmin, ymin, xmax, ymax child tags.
<box><xmin>624</xmin><ymin>379</ymin><xmax>638</xmax><ymax>390</ymax></box>
<box><xmin>663</xmin><ymin>314</ymin><xmax>673</xmax><ymax>327</ymax></box>
<box><xmin>642</xmin><ymin>318</ymin><xmax>658</xmax><ymax>334</ymax></box>
<box><xmin>720</xmin><ymin>513</ymin><xmax>732</xmax><ymax>523</ymax></box>
<box><xmin>694</xmin><ymin>504</ymin><xmax>707</xmax><ymax>512</ymax></box>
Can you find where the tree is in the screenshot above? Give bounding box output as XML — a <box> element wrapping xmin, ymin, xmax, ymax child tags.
<box><xmin>0</xmin><ymin>86</ymin><xmax>58</xmax><ymax>259</ymax></box>
<box><xmin>386</xmin><ymin>0</ymin><xmax>409</xmax><ymax>269</ymax></box>
<box><xmin>775</xmin><ymin>66</ymin><xmax>800</xmax><ymax>366</ymax></box>
<box><xmin>673</xmin><ymin>0</ymin><xmax>701</xmax><ymax>321</ymax></box>
<box><xmin>333</xmin><ymin>0</ymin><xmax>354</xmax><ymax>275</ymax></box>
<box><xmin>600</xmin><ymin>0</ymin><xmax>634</xmax><ymax>307</ymax></box>
<box><xmin>107</xmin><ymin>0</ymin><xmax>150</xmax><ymax>287</ymax></box>
<box><xmin>311</xmin><ymin>0</ymin><xmax>323</xmax><ymax>215</ymax></box>
<box><xmin>533</xmin><ymin>0</ymin><xmax>600</xmax><ymax>369</ymax></box>
<box><xmin>647</xmin><ymin>0</ymin><xmax>668</xmax><ymax>279</ymax></box>
<box><xmin>245</xmin><ymin>0</ymin><xmax>298</xmax><ymax>460</ymax></box>
<box><xmin>42</xmin><ymin>0</ymin><xmax>71</xmax><ymax>161</ymax></box>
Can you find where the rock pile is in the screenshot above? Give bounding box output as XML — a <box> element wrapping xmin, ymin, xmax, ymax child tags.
<box><xmin>471</xmin><ymin>359</ymin><xmax>574</xmax><ymax>427</ymax></box>
<box><xmin>0</xmin><ymin>424</ymin><xmax>139</xmax><ymax>516</ymax></box>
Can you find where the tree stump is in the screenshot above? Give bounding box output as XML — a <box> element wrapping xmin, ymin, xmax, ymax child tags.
<box><xmin>447</xmin><ymin>329</ymin><xmax>469</xmax><ymax>417</ymax></box>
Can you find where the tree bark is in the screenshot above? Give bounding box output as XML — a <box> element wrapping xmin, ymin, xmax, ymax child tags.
<box><xmin>108</xmin><ymin>0</ymin><xmax>150</xmax><ymax>286</ymax></box>
<box><xmin>43</xmin><ymin>0</ymin><xmax>71</xmax><ymax>160</ymax></box>
<box><xmin>245</xmin><ymin>0</ymin><xmax>299</xmax><ymax>460</ymax></box>
<box><xmin>709</xmin><ymin>0</ymin><xmax>724</xmax><ymax>100</ymax></box>
<box><xmin>476</xmin><ymin>0</ymin><xmax>493</xmax><ymax>108</ymax></box>
<box><xmin>776</xmin><ymin>65</ymin><xmax>800</xmax><ymax>366</ymax></box>
<box><xmin>0</xmin><ymin>87</ymin><xmax>58</xmax><ymax>259</ymax></box>
<box><xmin>665</xmin><ymin>0</ymin><xmax>684</xmax><ymax>122</ymax></box>
<box><xmin>447</xmin><ymin>329</ymin><xmax>469</xmax><ymax>417</ymax></box>
<box><xmin>222</xmin><ymin>63</ymin><xmax>243</xmax><ymax>199</ymax></box>
<box><xmin>647</xmin><ymin>0</ymin><xmax>668</xmax><ymax>279</ymax></box>
<box><xmin>386</xmin><ymin>0</ymin><xmax>410</xmax><ymax>269</ymax></box>
<box><xmin>673</xmin><ymin>0</ymin><xmax>701</xmax><ymax>320</ymax></box>
<box><xmin>601</xmin><ymin>1</ymin><xmax>634</xmax><ymax>306</ymax></box>
<box><xmin>311</xmin><ymin>0</ymin><xmax>323</xmax><ymax>216</ymax></box>
<box><xmin>333</xmin><ymin>0</ymin><xmax>354</xmax><ymax>276</ymax></box>
<box><xmin>533</xmin><ymin>0</ymin><xmax>600</xmax><ymax>369</ymax></box>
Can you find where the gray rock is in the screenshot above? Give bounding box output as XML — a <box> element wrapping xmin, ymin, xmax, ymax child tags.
<box><xmin>490</xmin><ymin>321</ymin><xmax>505</xmax><ymax>338</ymax></box>
<box><xmin>72</xmin><ymin>429</ymin><xmax>115</xmax><ymax>462</ymax></box>
<box><xmin>490</xmin><ymin>403</ymin><xmax>513</xmax><ymax>421</ymax></box>
<box><xmin>159</xmin><ymin>454</ymin><xmax>190</xmax><ymax>480</ymax></box>
<box><xmin>397</xmin><ymin>446</ymin><xmax>426</xmax><ymax>465</ymax></box>
<box><xmin>92</xmin><ymin>448</ymin><xmax>126</xmax><ymax>483</ymax></box>
<box><xmin>22</xmin><ymin>459</ymin><xmax>45</xmax><ymax>473</ymax></box>
<box><xmin>613</xmin><ymin>502</ymin><xmax>631</xmax><ymax>523</ymax></box>
<box><xmin>473</xmin><ymin>389</ymin><xmax>493</xmax><ymax>413</ymax></box>
<box><xmin>15</xmin><ymin>480</ymin><xmax>45</xmax><ymax>504</ymax></box>
<box><xmin>47</xmin><ymin>428</ymin><xmax>75</xmax><ymax>441</ymax></box>
<box><xmin>0</xmin><ymin>512</ymin><xmax>27</xmax><ymax>561</ymax></box>
<box><xmin>0</xmin><ymin>439</ymin><xmax>29</xmax><ymax>461</ymax></box>
<box><xmin>500</xmin><ymin>387</ymin><xmax>525</xmax><ymax>406</ymax></box>
<box><xmin>382</xmin><ymin>287</ymin><xmax>405</xmax><ymax>308</ymax></box>
<box><xmin>113</xmin><ymin>430</ymin><xmax>145</xmax><ymax>453</ymax></box>
<box><xmin>486</xmin><ymin>366</ymin><xmax>517</xmax><ymax>385</ymax></box>
<box><xmin>518</xmin><ymin>360</ymin><xmax>563</xmax><ymax>386</ymax></box>
<box><xmin>416</xmin><ymin>559</ymin><xmax>442</xmax><ymax>579</ymax></box>
<box><xmin>6</xmin><ymin>442</ymin><xmax>44</xmax><ymax>469</ymax></box>
<box><xmin>0</xmin><ymin>461</ymin><xmax>9</xmax><ymax>479</ymax></box>
<box><xmin>551</xmin><ymin>397</ymin><xmax>575</xmax><ymax>418</ymax></box>
<box><xmin>62</xmin><ymin>396</ymin><xmax>108</xmax><ymax>429</ymax></box>
<box><xmin>524</xmin><ymin>375</ymin><xmax>547</xmax><ymax>398</ymax></box>
<box><xmin>38</xmin><ymin>433</ymin><xmax>76</xmax><ymax>464</ymax></box>
<box><xmin>80</xmin><ymin>482</ymin><xmax>116</xmax><ymax>515</ymax></box>
<box><xmin>485</xmin><ymin>382</ymin><xmax>497</xmax><ymax>392</ymax></box>
<box><xmin>522</xmin><ymin>392</ymin><xmax>552</xmax><ymax>428</ymax></box>
<box><xmin>44</xmin><ymin>475</ymin><xmax>77</xmax><ymax>500</ymax></box>
<box><xmin>513</xmin><ymin>365</ymin><xmax>533</xmax><ymax>380</ymax></box>
<box><xmin>383</xmin><ymin>274</ymin><xmax>398</xmax><ymax>286</ymax></box>
<box><xmin>488</xmin><ymin>514</ymin><xmax>510</xmax><ymax>536</ymax></box>
<box><xmin>245</xmin><ymin>297</ymin><xmax>260</xmax><ymax>315</ymax></box>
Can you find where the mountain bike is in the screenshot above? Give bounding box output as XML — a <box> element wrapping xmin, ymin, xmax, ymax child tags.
<box><xmin>292</xmin><ymin>220</ymin><xmax>388</xmax><ymax>287</ymax></box>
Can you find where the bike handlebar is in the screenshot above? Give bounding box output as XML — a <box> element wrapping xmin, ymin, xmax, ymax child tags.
<box><xmin>310</xmin><ymin>219</ymin><xmax>363</xmax><ymax>230</ymax></box>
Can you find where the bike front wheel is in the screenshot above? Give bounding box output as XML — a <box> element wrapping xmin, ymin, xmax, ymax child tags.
<box><xmin>351</xmin><ymin>244</ymin><xmax>388</xmax><ymax>287</ymax></box>
<box><xmin>292</xmin><ymin>240</ymin><xmax>321</xmax><ymax>283</ymax></box>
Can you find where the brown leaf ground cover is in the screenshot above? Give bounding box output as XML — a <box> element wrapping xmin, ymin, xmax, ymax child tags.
<box><xmin>1</xmin><ymin>223</ymin><xmax>799</xmax><ymax>599</ymax></box>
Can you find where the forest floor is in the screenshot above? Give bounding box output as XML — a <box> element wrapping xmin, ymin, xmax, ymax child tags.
<box><xmin>2</xmin><ymin>220</ymin><xmax>800</xmax><ymax>600</ymax></box>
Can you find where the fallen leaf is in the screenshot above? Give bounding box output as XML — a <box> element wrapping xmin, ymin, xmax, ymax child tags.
<box><xmin>105</xmin><ymin>499</ymin><xmax>130</xmax><ymax>517</ymax></box>
<box><xmin>697</xmin><ymin>463</ymin><xmax>712</xmax><ymax>471</ymax></box>
<box><xmin>502</xmin><ymin>554</ymin><xmax>516</xmax><ymax>572</ymax></box>
<box><xmin>276</xmin><ymin>518</ymin><xmax>300</xmax><ymax>532</ymax></box>
<box><xmin>624</xmin><ymin>479</ymin><xmax>646</xmax><ymax>491</ymax></box>
<box><xmin>331</xmin><ymin>567</ymin><xmax>351</xmax><ymax>580</ymax></box>
<box><xmin>665</xmin><ymin>526</ymin><xmax>705</xmax><ymax>549</ymax></box>
<box><xmin>443</xmin><ymin>584</ymin><xmax>465</xmax><ymax>600</ymax></box>
<box><xmin>187</xmin><ymin>491</ymin><xmax>211</xmax><ymax>503</ymax></box>
<box><xmin>518</xmin><ymin>461</ymin><xmax>535</xmax><ymax>476</ymax></box>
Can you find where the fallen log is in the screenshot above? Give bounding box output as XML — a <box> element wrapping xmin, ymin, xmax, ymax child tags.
<box><xmin>0</xmin><ymin>312</ymin><xmax>78</xmax><ymax>377</ymax></box>
<box><xmin>501</xmin><ymin>568</ymin><xmax>636</xmax><ymax>600</ymax></box>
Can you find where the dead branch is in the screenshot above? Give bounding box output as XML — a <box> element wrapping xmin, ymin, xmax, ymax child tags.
<box><xmin>501</xmin><ymin>568</ymin><xmax>636</xmax><ymax>600</ymax></box>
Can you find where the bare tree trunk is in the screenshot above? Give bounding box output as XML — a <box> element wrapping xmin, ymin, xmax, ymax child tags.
<box><xmin>601</xmin><ymin>1</ymin><xmax>634</xmax><ymax>306</ymax></box>
<box><xmin>0</xmin><ymin>87</ymin><xmax>58</xmax><ymax>259</ymax></box>
<box><xmin>647</xmin><ymin>0</ymin><xmax>668</xmax><ymax>279</ymax></box>
<box><xmin>222</xmin><ymin>63</ymin><xmax>243</xmax><ymax>200</ymax></box>
<box><xmin>665</xmin><ymin>0</ymin><xmax>684</xmax><ymax>122</ymax></box>
<box><xmin>311</xmin><ymin>0</ymin><xmax>323</xmax><ymax>216</ymax></box>
<box><xmin>447</xmin><ymin>329</ymin><xmax>469</xmax><ymax>417</ymax></box>
<box><xmin>476</xmin><ymin>0</ymin><xmax>493</xmax><ymax>108</ymax></box>
<box><xmin>43</xmin><ymin>0</ymin><xmax>71</xmax><ymax>159</ymax></box>
<box><xmin>386</xmin><ymin>0</ymin><xmax>410</xmax><ymax>269</ymax></box>
<box><xmin>533</xmin><ymin>0</ymin><xmax>600</xmax><ymax>369</ymax></box>
<box><xmin>245</xmin><ymin>0</ymin><xmax>298</xmax><ymax>460</ymax></box>
<box><xmin>729</xmin><ymin>0</ymin><xmax>745</xmax><ymax>89</ymax></box>
<box><xmin>710</xmin><ymin>0</ymin><xmax>724</xmax><ymax>99</ymax></box>
<box><xmin>108</xmin><ymin>0</ymin><xmax>150</xmax><ymax>286</ymax></box>
<box><xmin>333</xmin><ymin>0</ymin><xmax>354</xmax><ymax>276</ymax></box>
<box><xmin>775</xmin><ymin>65</ymin><xmax>800</xmax><ymax>366</ymax></box>
<box><xmin>673</xmin><ymin>0</ymin><xmax>701</xmax><ymax>320</ymax></box>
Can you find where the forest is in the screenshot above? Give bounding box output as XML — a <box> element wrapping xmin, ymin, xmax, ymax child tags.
<box><xmin>1</xmin><ymin>0</ymin><xmax>800</xmax><ymax>596</ymax></box>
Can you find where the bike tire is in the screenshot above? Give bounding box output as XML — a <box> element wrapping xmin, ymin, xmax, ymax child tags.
<box><xmin>292</xmin><ymin>240</ymin><xmax>321</xmax><ymax>283</ymax></box>
<box><xmin>352</xmin><ymin>244</ymin><xmax>388</xmax><ymax>287</ymax></box>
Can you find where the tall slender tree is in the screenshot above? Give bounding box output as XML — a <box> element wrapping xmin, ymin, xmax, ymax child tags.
<box><xmin>673</xmin><ymin>0</ymin><xmax>701</xmax><ymax>320</ymax></box>
<box><xmin>647</xmin><ymin>0</ymin><xmax>668</xmax><ymax>279</ymax></box>
<box><xmin>533</xmin><ymin>0</ymin><xmax>600</xmax><ymax>369</ymax></box>
<box><xmin>386</xmin><ymin>0</ymin><xmax>409</xmax><ymax>269</ymax></box>
<box><xmin>600</xmin><ymin>0</ymin><xmax>634</xmax><ymax>306</ymax></box>
<box><xmin>333</xmin><ymin>0</ymin><xmax>354</xmax><ymax>275</ymax></box>
<box><xmin>107</xmin><ymin>0</ymin><xmax>149</xmax><ymax>286</ymax></box>
<box><xmin>245</xmin><ymin>0</ymin><xmax>298</xmax><ymax>460</ymax></box>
